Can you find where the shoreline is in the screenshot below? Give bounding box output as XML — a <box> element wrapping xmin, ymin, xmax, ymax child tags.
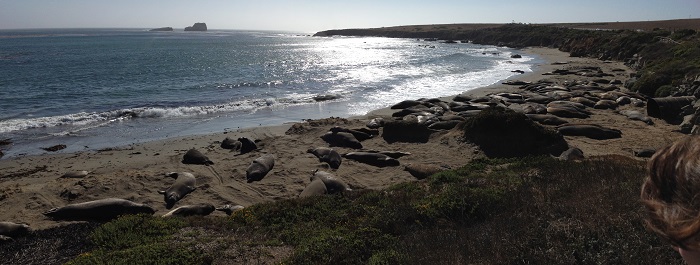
<box><xmin>0</xmin><ymin>46</ymin><xmax>686</xmax><ymax>231</ymax></box>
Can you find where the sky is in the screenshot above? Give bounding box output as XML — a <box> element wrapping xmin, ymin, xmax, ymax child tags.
<box><xmin>1</xmin><ymin>0</ymin><xmax>698</xmax><ymax>33</ymax></box>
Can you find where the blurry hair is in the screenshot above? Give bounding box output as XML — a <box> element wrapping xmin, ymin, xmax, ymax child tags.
<box><xmin>641</xmin><ymin>136</ymin><xmax>700</xmax><ymax>249</ymax></box>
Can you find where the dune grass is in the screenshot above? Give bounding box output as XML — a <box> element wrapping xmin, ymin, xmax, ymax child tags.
<box><xmin>66</xmin><ymin>155</ymin><xmax>681</xmax><ymax>264</ymax></box>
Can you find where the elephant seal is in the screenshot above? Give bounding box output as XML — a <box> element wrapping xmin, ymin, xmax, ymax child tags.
<box><xmin>162</xmin><ymin>203</ymin><xmax>215</xmax><ymax>217</ymax></box>
<box><xmin>370</xmin><ymin>150</ymin><xmax>412</xmax><ymax>159</ymax></box>
<box><xmin>427</xmin><ymin>120</ymin><xmax>461</xmax><ymax>130</ymax></box>
<box><xmin>311</xmin><ymin>170</ymin><xmax>351</xmax><ymax>194</ymax></box>
<box><xmin>221</xmin><ymin>137</ymin><xmax>242</xmax><ymax>150</ymax></box>
<box><xmin>594</xmin><ymin>100</ymin><xmax>618</xmax><ymax>110</ymax></box>
<box><xmin>182</xmin><ymin>148</ymin><xmax>213</xmax><ymax>165</ymax></box>
<box><xmin>330</xmin><ymin>126</ymin><xmax>372</xmax><ymax>141</ymax></box>
<box><xmin>391</xmin><ymin>100</ymin><xmax>424</xmax><ymax>109</ymax></box>
<box><xmin>557</xmin><ymin>124</ymin><xmax>622</xmax><ymax>140</ymax></box>
<box><xmin>299</xmin><ymin>177</ymin><xmax>328</xmax><ymax>197</ymax></box>
<box><xmin>159</xmin><ymin>172</ymin><xmax>197</xmax><ymax>209</ymax></box>
<box><xmin>215</xmin><ymin>205</ymin><xmax>245</xmax><ymax>215</ymax></box>
<box><xmin>558</xmin><ymin>147</ymin><xmax>584</xmax><ymax>161</ymax></box>
<box><xmin>238</xmin><ymin>137</ymin><xmax>258</xmax><ymax>154</ymax></box>
<box><xmin>61</xmin><ymin>170</ymin><xmax>90</xmax><ymax>178</ymax></box>
<box><xmin>320</xmin><ymin>132</ymin><xmax>363</xmax><ymax>149</ymax></box>
<box><xmin>366</xmin><ymin>118</ymin><xmax>385</xmax><ymax>129</ymax></box>
<box><xmin>404</xmin><ymin>163</ymin><xmax>446</xmax><ymax>180</ymax></box>
<box><xmin>0</xmin><ymin>221</ymin><xmax>31</xmax><ymax>239</ymax></box>
<box><xmin>246</xmin><ymin>154</ymin><xmax>275</xmax><ymax>183</ymax></box>
<box><xmin>526</xmin><ymin>114</ymin><xmax>569</xmax><ymax>125</ymax></box>
<box><xmin>569</xmin><ymin>97</ymin><xmax>597</xmax><ymax>108</ymax></box>
<box><xmin>343</xmin><ymin>152</ymin><xmax>400</xmax><ymax>167</ymax></box>
<box><xmin>619</xmin><ymin>110</ymin><xmax>653</xmax><ymax>125</ymax></box>
<box><xmin>43</xmin><ymin>198</ymin><xmax>155</xmax><ymax>221</ymax></box>
<box><xmin>307</xmin><ymin>147</ymin><xmax>342</xmax><ymax>169</ymax></box>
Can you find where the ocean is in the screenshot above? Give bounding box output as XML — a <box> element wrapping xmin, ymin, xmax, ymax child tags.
<box><xmin>0</xmin><ymin>28</ymin><xmax>537</xmax><ymax>158</ymax></box>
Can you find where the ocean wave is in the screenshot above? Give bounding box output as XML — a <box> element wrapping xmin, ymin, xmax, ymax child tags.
<box><xmin>0</xmin><ymin>92</ymin><xmax>347</xmax><ymax>134</ymax></box>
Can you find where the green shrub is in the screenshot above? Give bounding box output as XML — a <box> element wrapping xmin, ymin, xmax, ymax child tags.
<box><xmin>90</xmin><ymin>214</ymin><xmax>185</xmax><ymax>250</ymax></box>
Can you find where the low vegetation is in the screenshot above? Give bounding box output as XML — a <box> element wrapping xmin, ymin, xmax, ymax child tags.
<box><xmin>63</xmin><ymin>155</ymin><xmax>680</xmax><ymax>264</ymax></box>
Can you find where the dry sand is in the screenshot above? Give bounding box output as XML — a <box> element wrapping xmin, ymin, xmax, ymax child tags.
<box><xmin>0</xmin><ymin>47</ymin><xmax>687</xmax><ymax>230</ymax></box>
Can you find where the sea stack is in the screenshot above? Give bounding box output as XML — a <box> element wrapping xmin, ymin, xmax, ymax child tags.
<box><xmin>149</xmin><ymin>27</ymin><xmax>173</xmax><ymax>32</ymax></box>
<box><xmin>184</xmin><ymin>23</ymin><xmax>207</xmax><ymax>31</ymax></box>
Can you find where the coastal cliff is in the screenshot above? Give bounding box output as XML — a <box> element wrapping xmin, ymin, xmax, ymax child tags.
<box><xmin>315</xmin><ymin>20</ymin><xmax>700</xmax><ymax>99</ymax></box>
<box><xmin>184</xmin><ymin>22</ymin><xmax>207</xmax><ymax>31</ymax></box>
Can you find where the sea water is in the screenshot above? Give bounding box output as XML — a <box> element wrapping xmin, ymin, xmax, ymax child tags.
<box><xmin>0</xmin><ymin>29</ymin><xmax>537</xmax><ymax>158</ymax></box>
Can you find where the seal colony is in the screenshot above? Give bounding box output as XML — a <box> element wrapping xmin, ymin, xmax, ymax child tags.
<box><xmin>0</xmin><ymin>47</ymin><xmax>689</xmax><ymax>236</ymax></box>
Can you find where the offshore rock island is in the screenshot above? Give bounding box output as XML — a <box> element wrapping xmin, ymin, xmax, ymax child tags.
<box><xmin>184</xmin><ymin>22</ymin><xmax>207</xmax><ymax>31</ymax></box>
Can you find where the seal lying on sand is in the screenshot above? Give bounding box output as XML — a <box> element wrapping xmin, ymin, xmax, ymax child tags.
<box><xmin>60</xmin><ymin>170</ymin><xmax>90</xmax><ymax>178</ymax></box>
<box><xmin>159</xmin><ymin>172</ymin><xmax>197</xmax><ymax>209</ymax></box>
<box><xmin>43</xmin><ymin>198</ymin><xmax>155</xmax><ymax>221</ymax></box>
<box><xmin>162</xmin><ymin>203</ymin><xmax>215</xmax><ymax>217</ymax></box>
<box><xmin>246</xmin><ymin>154</ymin><xmax>275</xmax><ymax>183</ymax></box>
<box><xmin>557</xmin><ymin>124</ymin><xmax>622</xmax><ymax>140</ymax></box>
<box><xmin>321</xmin><ymin>132</ymin><xmax>363</xmax><ymax>149</ymax></box>
<box><xmin>0</xmin><ymin>221</ymin><xmax>31</xmax><ymax>240</ymax></box>
<box><xmin>182</xmin><ymin>148</ymin><xmax>214</xmax><ymax>165</ymax></box>
<box><xmin>558</xmin><ymin>147</ymin><xmax>585</xmax><ymax>161</ymax></box>
<box><xmin>307</xmin><ymin>147</ymin><xmax>342</xmax><ymax>169</ymax></box>
<box><xmin>404</xmin><ymin>163</ymin><xmax>446</xmax><ymax>180</ymax></box>
<box><xmin>215</xmin><ymin>205</ymin><xmax>245</xmax><ymax>215</ymax></box>
<box><xmin>220</xmin><ymin>137</ymin><xmax>242</xmax><ymax>150</ymax></box>
<box><xmin>238</xmin><ymin>137</ymin><xmax>258</xmax><ymax>154</ymax></box>
<box><xmin>343</xmin><ymin>152</ymin><xmax>400</xmax><ymax>167</ymax></box>
<box><xmin>299</xmin><ymin>170</ymin><xmax>351</xmax><ymax>197</ymax></box>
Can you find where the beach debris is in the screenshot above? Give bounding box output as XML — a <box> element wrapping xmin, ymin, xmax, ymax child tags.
<box><xmin>182</xmin><ymin>148</ymin><xmax>214</xmax><ymax>165</ymax></box>
<box><xmin>41</xmin><ymin>144</ymin><xmax>67</xmax><ymax>152</ymax></box>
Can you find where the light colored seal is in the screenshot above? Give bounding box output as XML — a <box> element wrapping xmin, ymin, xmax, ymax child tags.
<box><xmin>159</xmin><ymin>172</ymin><xmax>197</xmax><ymax>209</ymax></box>
<box><xmin>342</xmin><ymin>152</ymin><xmax>400</xmax><ymax>167</ymax></box>
<box><xmin>0</xmin><ymin>221</ymin><xmax>31</xmax><ymax>239</ymax></box>
<box><xmin>558</xmin><ymin>147</ymin><xmax>584</xmax><ymax>161</ymax></box>
<box><xmin>404</xmin><ymin>163</ymin><xmax>446</xmax><ymax>180</ymax></box>
<box><xmin>43</xmin><ymin>198</ymin><xmax>155</xmax><ymax>221</ymax></box>
<box><xmin>161</xmin><ymin>203</ymin><xmax>215</xmax><ymax>217</ymax></box>
<box><xmin>246</xmin><ymin>154</ymin><xmax>275</xmax><ymax>183</ymax></box>
<box><xmin>311</xmin><ymin>170</ymin><xmax>351</xmax><ymax>194</ymax></box>
<box><xmin>60</xmin><ymin>170</ymin><xmax>90</xmax><ymax>178</ymax></box>
<box><xmin>299</xmin><ymin>177</ymin><xmax>328</xmax><ymax>198</ymax></box>
<box><xmin>307</xmin><ymin>147</ymin><xmax>342</xmax><ymax>169</ymax></box>
<box><xmin>182</xmin><ymin>148</ymin><xmax>214</xmax><ymax>165</ymax></box>
<box><xmin>215</xmin><ymin>205</ymin><xmax>245</xmax><ymax>215</ymax></box>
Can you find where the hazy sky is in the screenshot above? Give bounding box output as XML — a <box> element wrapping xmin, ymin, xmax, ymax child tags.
<box><xmin>1</xmin><ymin>0</ymin><xmax>698</xmax><ymax>33</ymax></box>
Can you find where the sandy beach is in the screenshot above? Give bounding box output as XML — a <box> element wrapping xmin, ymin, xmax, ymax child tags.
<box><xmin>0</xmin><ymin>47</ymin><xmax>687</xmax><ymax>231</ymax></box>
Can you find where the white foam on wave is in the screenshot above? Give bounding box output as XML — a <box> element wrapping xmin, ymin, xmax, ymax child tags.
<box><xmin>0</xmin><ymin>92</ymin><xmax>346</xmax><ymax>134</ymax></box>
<box><xmin>347</xmin><ymin>52</ymin><xmax>535</xmax><ymax>115</ymax></box>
